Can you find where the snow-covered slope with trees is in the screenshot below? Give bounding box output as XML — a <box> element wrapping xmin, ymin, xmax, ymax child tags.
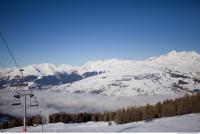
<box><xmin>4</xmin><ymin>114</ymin><xmax>200</xmax><ymax>132</ymax></box>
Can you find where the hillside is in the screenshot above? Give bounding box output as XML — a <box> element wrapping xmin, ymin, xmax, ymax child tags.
<box><xmin>49</xmin><ymin>50</ymin><xmax>200</xmax><ymax>96</ymax></box>
<box><xmin>1</xmin><ymin>50</ymin><xmax>200</xmax><ymax>96</ymax></box>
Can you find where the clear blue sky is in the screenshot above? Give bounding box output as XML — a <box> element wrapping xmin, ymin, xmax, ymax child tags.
<box><xmin>0</xmin><ymin>0</ymin><xmax>200</xmax><ymax>67</ymax></box>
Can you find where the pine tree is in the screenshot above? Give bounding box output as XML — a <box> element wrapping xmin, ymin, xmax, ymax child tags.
<box><xmin>143</xmin><ymin>104</ymin><xmax>154</xmax><ymax>121</ymax></box>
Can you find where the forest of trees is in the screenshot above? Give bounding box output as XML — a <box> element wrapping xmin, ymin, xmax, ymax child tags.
<box><xmin>114</xmin><ymin>93</ymin><xmax>200</xmax><ymax>124</ymax></box>
<box><xmin>0</xmin><ymin>115</ymin><xmax>43</xmax><ymax>129</ymax></box>
<box><xmin>49</xmin><ymin>112</ymin><xmax>116</xmax><ymax>123</ymax></box>
<box><xmin>49</xmin><ymin>93</ymin><xmax>200</xmax><ymax>124</ymax></box>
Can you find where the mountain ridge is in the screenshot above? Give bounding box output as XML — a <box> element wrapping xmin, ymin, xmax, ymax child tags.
<box><xmin>0</xmin><ymin>50</ymin><xmax>200</xmax><ymax>96</ymax></box>
<box><xmin>1</xmin><ymin>50</ymin><xmax>200</xmax><ymax>75</ymax></box>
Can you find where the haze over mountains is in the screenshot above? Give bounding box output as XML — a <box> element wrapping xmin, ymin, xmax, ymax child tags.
<box><xmin>0</xmin><ymin>50</ymin><xmax>200</xmax><ymax>96</ymax></box>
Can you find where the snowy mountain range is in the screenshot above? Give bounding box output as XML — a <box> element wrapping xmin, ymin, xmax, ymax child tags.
<box><xmin>0</xmin><ymin>50</ymin><xmax>200</xmax><ymax>96</ymax></box>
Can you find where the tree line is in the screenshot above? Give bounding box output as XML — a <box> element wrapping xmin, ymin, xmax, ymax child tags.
<box><xmin>0</xmin><ymin>115</ymin><xmax>43</xmax><ymax>129</ymax></box>
<box><xmin>49</xmin><ymin>93</ymin><xmax>200</xmax><ymax>124</ymax></box>
<box><xmin>49</xmin><ymin>112</ymin><xmax>116</xmax><ymax>123</ymax></box>
<box><xmin>114</xmin><ymin>93</ymin><xmax>200</xmax><ymax>124</ymax></box>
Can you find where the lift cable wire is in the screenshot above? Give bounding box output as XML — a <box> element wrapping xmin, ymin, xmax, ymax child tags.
<box><xmin>0</xmin><ymin>32</ymin><xmax>37</xmax><ymax>132</ymax></box>
<box><xmin>0</xmin><ymin>32</ymin><xmax>22</xmax><ymax>75</ymax></box>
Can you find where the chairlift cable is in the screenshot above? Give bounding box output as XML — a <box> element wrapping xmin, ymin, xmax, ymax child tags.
<box><xmin>0</xmin><ymin>32</ymin><xmax>38</xmax><ymax>132</ymax></box>
<box><xmin>0</xmin><ymin>32</ymin><xmax>21</xmax><ymax>75</ymax></box>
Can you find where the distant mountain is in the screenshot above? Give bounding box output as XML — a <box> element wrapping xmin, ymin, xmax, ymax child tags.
<box><xmin>48</xmin><ymin>51</ymin><xmax>200</xmax><ymax>96</ymax></box>
<box><xmin>0</xmin><ymin>63</ymin><xmax>101</xmax><ymax>88</ymax></box>
<box><xmin>0</xmin><ymin>50</ymin><xmax>200</xmax><ymax>96</ymax></box>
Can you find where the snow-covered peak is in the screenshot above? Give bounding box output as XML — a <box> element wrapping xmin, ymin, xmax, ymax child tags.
<box><xmin>166</xmin><ymin>50</ymin><xmax>200</xmax><ymax>58</ymax></box>
<box><xmin>146</xmin><ymin>50</ymin><xmax>200</xmax><ymax>66</ymax></box>
<box><xmin>1</xmin><ymin>50</ymin><xmax>200</xmax><ymax>79</ymax></box>
<box><xmin>2</xmin><ymin>63</ymin><xmax>57</xmax><ymax>77</ymax></box>
<box><xmin>167</xmin><ymin>50</ymin><xmax>178</xmax><ymax>56</ymax></box>
<box><xmin>0</xmin><ymin>63</ymin><xmax>72</xmax><ymax>78</ymax></box>
<box><xmin>78</xmin><ymin>58</ymin><xmax>134</xmax><ymax>73</ymax></box>
<box><xmin>84</xmin><ymin>58</ymin><xmax>123</xmax><ymax>65</ymax></box>
<box><xmin>30</xmin><ymin>63</ymin><xmax>57</xmax><ymax>75</ymax></box>
<box><xmin>57</xmin><ymin>64</ymin><xmax>75</xmax><ymax>73</ymax></box>
<box><xmin>147</xmin><ymin>50</ymin><xmax>200</xmax><ymax>61</ymax></box>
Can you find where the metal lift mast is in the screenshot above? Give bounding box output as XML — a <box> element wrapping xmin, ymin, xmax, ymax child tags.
<box><xmin>11</xmin><ymin>69</ymin><xmax>35</xmax><ymax>132</ymax></box>
<box><xmin>0</xmin><ymin>32</ymin><xmax>38</xmax><ymax>132</ymax></box>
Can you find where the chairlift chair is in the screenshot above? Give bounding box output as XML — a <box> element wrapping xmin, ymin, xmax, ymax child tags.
<box><xmin>10</xmin><ymin>77</ymin><xmax>28</xmax><ymax>87</ymax></box>
<box><xmin>11</xmin><ymin>98</ymin><xmax>22</xmax><ymax>106</ymax></box>
<box><xmin>12</xmin><ymin>102</ymin><xmax>22</xmax><ymax>106</ymax></box>
<box><xmin>30</xmin><ymin>97</ymin><xmax>39</xmax><ymax>107</ymax></box>
<box><xmin>30</xmin><ymin>93</ymin><xmax>34</xmax><ymax>98</ymax></box>
<box><xmin>10</xmin><ymin>68</ymin><xmax>28</xmax><ymax>88</ymax></box>
<box><xmin>11</xmin><ymin>93</ymin><xmax>22</xmax><ymax>105</ymax></box>
<box><xmin>14</xmin><ymin>94</ymin><xmax>20</xmax><ymax>99</ymax></box>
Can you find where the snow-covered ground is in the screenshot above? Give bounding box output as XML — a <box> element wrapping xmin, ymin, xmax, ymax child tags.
<box><xmin>3</xmin><ymin>114</ymin><xmax>200</xmax><ymax>132</ymax></box>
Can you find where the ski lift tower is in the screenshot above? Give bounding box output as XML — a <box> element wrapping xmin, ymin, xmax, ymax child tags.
<box><xmin>10</xmin><ymin>69</ymin><xmax>36</xmax><ymax>132</ymax></box>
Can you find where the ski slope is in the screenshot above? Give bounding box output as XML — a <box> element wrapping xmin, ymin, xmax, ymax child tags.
<box><xmin>3</xmin><ymin>114</ymin><xmax>200</xmax><ymax>132</ymax></box>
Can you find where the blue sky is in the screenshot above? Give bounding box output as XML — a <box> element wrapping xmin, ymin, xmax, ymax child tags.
<box><xmin>0</xmin><ymin>0</ymin><xmax>200</xmax><ymax>67</ymax></box>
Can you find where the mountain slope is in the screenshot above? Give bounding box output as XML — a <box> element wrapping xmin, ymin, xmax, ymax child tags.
<box><xmin>0</xmin><ymin>50</ymin><xmax>200</xmax><ymax>96</ymax></box>
<box><xmin>49</xmin><ymin>51</ymin><xmax>200</xmax><ymax>96</ymax></box>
